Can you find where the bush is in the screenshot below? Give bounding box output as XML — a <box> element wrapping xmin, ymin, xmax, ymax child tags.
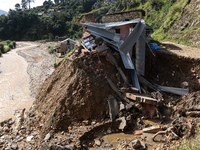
<box><xmin>12</xmin><ymin>41</ymin><xmax>16</xmax><ymax>48</ymax></box>
<box><xmin>9</xmin><ymin>44</ymin><xmax>13</xmax><ymax>49</ymax></box>
<box><xmin>6</xmin><ymin>40</ymin><xmax>11</xmax><ymax>45</ymax></box>
<box><xmin>3</xmin><ymin>46</ymin><xmax>11</xmax><ymax>53</ymax></box>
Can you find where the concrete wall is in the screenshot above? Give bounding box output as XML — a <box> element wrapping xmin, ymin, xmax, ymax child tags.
<box><xmin>102</xmin><ymin>11</ymin><xmax>143</xmax><ymax>23</ymax></box>
<box><xmin>115</xmin><ymin>24</ymin><xmax>131</xmax><ymax>41</ymax></box>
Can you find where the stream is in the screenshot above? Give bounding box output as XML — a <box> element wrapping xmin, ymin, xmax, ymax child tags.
<box><xmin>0</xmin><ymin>44</ymin><xmax>36</xmax><ymax>122</ymax></box>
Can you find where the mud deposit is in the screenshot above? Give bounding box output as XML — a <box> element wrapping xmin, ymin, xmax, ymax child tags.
<box><xmin>0</xmin><ymin>42</ymin><xmax>61</xmax><ymax>122</ymax></box>
<box><xmin>0</xmin><ymin>45</ymin><xmax>34</xmax><ymax>122</ymax></box>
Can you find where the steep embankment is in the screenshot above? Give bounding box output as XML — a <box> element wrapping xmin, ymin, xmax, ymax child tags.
<box><xmin>31</xmin><ymin>58</ymin><xmax>118</xmax><ymax>137</ymax></box>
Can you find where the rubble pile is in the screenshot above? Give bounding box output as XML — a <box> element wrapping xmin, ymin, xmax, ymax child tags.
<box><xmin>174</xmin><ymin>92</ymin><xmax>200</xmax><ymax>117</ymax></box>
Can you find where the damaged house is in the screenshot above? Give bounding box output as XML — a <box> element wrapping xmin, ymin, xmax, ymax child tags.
<box><xmin>81</xmin><ymin>18</ymin><xmax>146</xmax><ymax>93</ymax></box>
<box><xmin>57</xmin><ymin>38</ymin><xmax>77</xmax><ymax>55</ymax></box>
<box><xmin>78</xmin><ymin>9</ymin><xmax>189</xmax><ymax>120</ymax></box>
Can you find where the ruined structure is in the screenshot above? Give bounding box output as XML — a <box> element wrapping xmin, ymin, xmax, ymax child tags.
<box><xmin>102</xmin><ymin>9</ymin><xmax>145</xmax><ymax>23</ymax></box>
<box><xmin>58</xmin><ymin>38</ymin><xmax>76</xmax><ymax>55</ymax></box>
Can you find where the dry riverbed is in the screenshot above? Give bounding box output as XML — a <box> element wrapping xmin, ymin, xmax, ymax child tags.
<box><xmin>0</xmin><ymin>41</ymin><xmax>61</xmax><ymax>122</ymax></box>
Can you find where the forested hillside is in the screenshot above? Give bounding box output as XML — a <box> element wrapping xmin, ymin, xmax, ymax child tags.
<box><xmin>0</xmin><ymin>0</ymin><xmax>192</xmax><ymax>42</ymax></box>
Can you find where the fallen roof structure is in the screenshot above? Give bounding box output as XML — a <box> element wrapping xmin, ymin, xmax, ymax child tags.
<box><xmin>81</xmin><ymin>18</ymin><xmax>146</xmax><ymax>93</ymax></box>
<box><xmin>77</xmin><ymin>17</ymin><xmax>189</xmax><ymax>120</ymax></box>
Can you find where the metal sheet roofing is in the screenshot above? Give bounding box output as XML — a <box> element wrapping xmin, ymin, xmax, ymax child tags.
<box><xmin>61</xmin><ymin>38</ymin><xmax>76</xmax><ymax>44</ymax></box>
<box><xmin>81</xmin><ymin>18</ymin><xmax>141</xmax><ymax>30</ymax></box>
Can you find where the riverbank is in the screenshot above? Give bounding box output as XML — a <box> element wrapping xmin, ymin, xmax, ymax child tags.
<box><xmin>16</xmin><ymin>42</ymin><xmax>61</xmax><ymax>97</ymax></box>
<box><xmin>0</xmin><ymin>41</ymin><xmax>61</xmax><ymax>122</ymax></box>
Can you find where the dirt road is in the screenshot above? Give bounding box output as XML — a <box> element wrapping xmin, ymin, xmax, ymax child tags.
<box><xmin>163</xmin><ymin>42</ymin><xmax>200</xmax><ymax>58</ymax></box>
<box><xmin>0</xmin><ymin>41</ymin><xmax>61</xmax><ymax>122</ymax></box>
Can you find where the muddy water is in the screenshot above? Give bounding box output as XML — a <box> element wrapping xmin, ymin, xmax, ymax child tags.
<box><xmin>0</xmin><ymin>46</ymin><xmax>35</xmax><ymax>122</ymax></box>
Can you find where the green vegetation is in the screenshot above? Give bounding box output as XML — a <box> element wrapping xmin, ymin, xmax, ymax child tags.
<box><xmin>0</xmin><ymin>0</ymin><xmax>106</xmax><ymax>41</ymax></box>
<box><xmin>0</xmin><ymin>40</ymin><xmax>16</xmax><ymax>55</ymax></box>
<box><xmin>0</xmin><ymin>0</ymin><xmax>194</xmax><ymax>46</ymax></box>
<box><xmin>175</xmin><ymin>129</ymin><xmax>200</xmax><ymax>150</ymax></box>
<box><xmin>47</xmin><ymin>45</ymin><xmax>59</xmax><ymax>51</ymax></box>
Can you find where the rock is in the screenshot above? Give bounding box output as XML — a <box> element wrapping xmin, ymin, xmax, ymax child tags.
<box><xmin>91</xmin><ymin>121</ymin><xmax>96</xmax><ymax>125</ymax></box>
<box><xmin>17</xmin><ymin>137</ymin><xmax>24</xmax><ymax>142</ymax></box>
<box><xmin>51</xmin><ymin>145</ymin><xmax>66</xmax><ymax>150</ymax></box>
<box><xmin>120</xmin><ymin>102</ymin><xmax>125</xmax><ymax>111</ymax></box>
<box><xmin>10</xmin><ymin>142</ymin><xmax>18</xmax><ymax>150</ymax></box>
<box><xmin>0</xmin><ymin>139</ymin><xmax>4</xmax><ymax>145</ymax></box>
<box><xmin>44</xmin><ymin>133</ymin><xmax>51</xmax><ymax>141</ymax></box>
<box><xmin>3</xmin><ymin>127</ymin><xmax>10</xmax><ymax>133</ymax></box>
<box><xmin>131</xmin><ymin>139</ymin><xmax>141</xmax><ymax>149</ymax></box>
<box><xmin>140</xmin><ymin>141</ymin><xmax>146</xmax><ymax>149</ymax></box>
<box><xmin>40</xmin><ymin>142</ymin><xmax>51</xmax><ymax>150</ymax></box>
<box><xmin>82</xmin><ymin>120</ymin><xmax>90</xmax><ymax>125</ymax></box>
<box><xmin>26</xmin><ymin>135</ymin><xmax>34</xmax><ymax>142</ymax></box>
<box><xmin>12</xmin><ymin>109</ymin><xmax>25</xmax><ymax>132</ymax></box>
<box><xmin>107</xmin><ymin>129</ymin><xmax>112</xmax><ymax>134</ymax></box>
<box><xmin>118</xmin><ymin>117</ymin><xmax>126</xmax><ymax>131</ymax></box>
<box><xmin>65</xmin><ymin>145</ymin><xmax>74</xmax><ymax>150</ymax></box>
<box><xmin>181</xmin><ymin>81</ymin><xmax>189</xmax><ymax>88</ymax></box>
<box><xmin>94</xmin><ymin>139</ymin><xmax>101</xmax><ymax>146</ymax></box>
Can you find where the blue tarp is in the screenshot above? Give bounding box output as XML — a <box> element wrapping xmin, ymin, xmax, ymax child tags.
<box><xmin>149</xmin><ymin>44</ymin><xmax>162</xmax><ymax>50</ymax></box>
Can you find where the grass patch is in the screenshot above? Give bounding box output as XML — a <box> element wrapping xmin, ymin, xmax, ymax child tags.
<box><xmin>143</xmin><ymin>0</ymin><xmax>190</xmax><ymax>42</ymax></box>
<box><xmin>53</xmin><ymin>48</ymin><xmax>75</xmax><ymax>68</ymax></box>
<box><xmin>175</xmin><ymin>130</ymin><xmax>200</xmax><ymax>150</ymax></box>
<box><xmin>47</xmin><ymin>45</ymin><xmax>59</xmax><ymax>52</ymax></box>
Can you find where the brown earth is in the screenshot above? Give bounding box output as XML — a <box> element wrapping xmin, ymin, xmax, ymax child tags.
<box><xmin>145</xmin><ymin>46</ymin><xmax>200</xmax><ymax>93</ymax></box>
<box><xmin>163</xmin><ymin>42</ymin><xmax>200</xmax><ymax>58</ymax></box>
<box><xmin>32</xmin><ymin>57</ymin><xmax>121</xmax><ymax>138</ymax></box>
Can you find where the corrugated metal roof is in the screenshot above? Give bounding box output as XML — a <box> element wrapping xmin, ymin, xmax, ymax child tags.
<box><xmin>61</xmin><ymin>38</ymin><xmax>76</xmax><ymax>44</ymax></box>
<box><xmin>81</xmin><ymin>18</ymin><xmax>141</xmax><ymax>30</ymax></box>
<box><xmin>87</xmin><ymin>26</ymin><xmax>120</xmax><ymax>41</ymax></box>
<box><xmin>136</xmin><ymin>27</ymin><xmax>146</xmax><ymax>76</ymax></box>
<box><xmin>119</xmin><ymin>20</ymin><xmax>146</xmax><ymax>54</ymax></box>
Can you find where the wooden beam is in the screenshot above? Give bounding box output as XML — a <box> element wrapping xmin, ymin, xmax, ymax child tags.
<box><xmin>125</xmin><ymin>93</ymin><xmax>157</xmax><ymax>105</ymax></box>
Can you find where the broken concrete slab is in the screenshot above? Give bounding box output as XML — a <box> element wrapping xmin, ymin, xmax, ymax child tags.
<box><xmin>118</xmin><ymin>117</ymin><xmax>126</xmax><ymax>131</ymax></box>
<box><xmin>108</xmin><ymin>95</ymin><xmax>119</xmax><ymax>120</ymax></box>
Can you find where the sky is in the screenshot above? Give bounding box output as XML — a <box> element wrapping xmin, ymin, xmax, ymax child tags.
<box><xmin>0</xmin><ymin>0</ymin><xmax>45</xmax><ymax>12</ymax></box>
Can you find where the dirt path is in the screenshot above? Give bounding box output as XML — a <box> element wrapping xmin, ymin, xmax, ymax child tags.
<box><xmin>0</xmin><ymin>41</ymin><xmax>61</xmax><ymax>122</ymax></box>
<box><xmin>163</xmin><ymin>42</ymin><xmax>200</xmax><ymax>58</ymax></box>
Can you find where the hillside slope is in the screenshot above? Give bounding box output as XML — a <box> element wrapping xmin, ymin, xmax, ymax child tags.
<box><xmin>0</xmin><ymin>9</ymin><xmax>8</xmax><ymax>15</ymax></box>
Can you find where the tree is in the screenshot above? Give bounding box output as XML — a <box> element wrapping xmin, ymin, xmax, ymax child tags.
<box><xmin>15</xmin><ymin>3</ymin><xmax>21</xmax><ymax>10</ymax></box>
<box><xmin>54</xmin><ymin>0</ymin><xmax>59</xmax><ymax>4</ymax></box>
<box><xmin>27</xmin><ymin>0</ymin><xmax>35</xmax><ymax>9</ymax></box>
<box><xmin>21</xmin><ymin>0</ymin><xmax>28</xmax><ymax>10</ymax></box>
